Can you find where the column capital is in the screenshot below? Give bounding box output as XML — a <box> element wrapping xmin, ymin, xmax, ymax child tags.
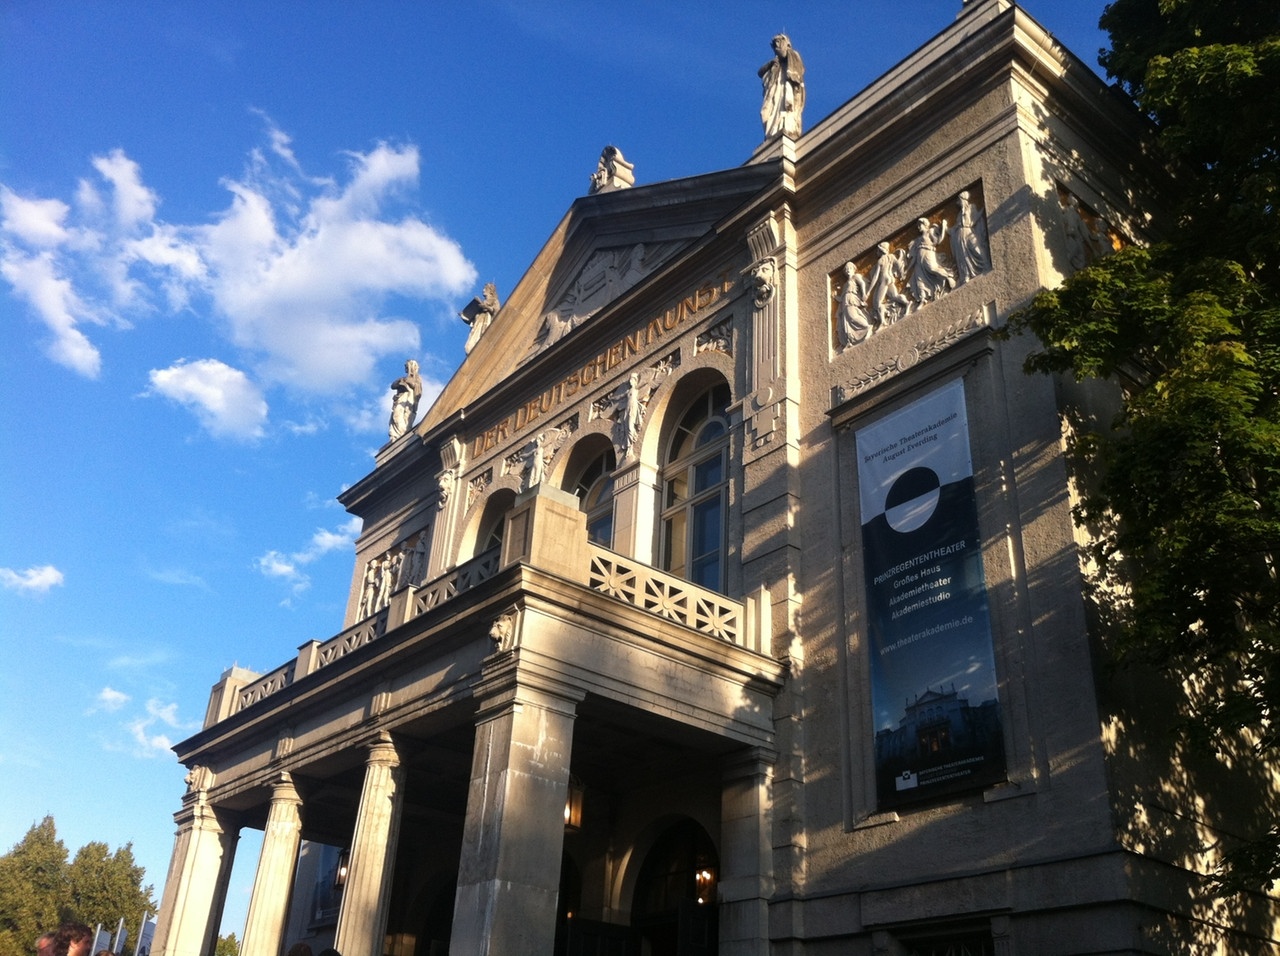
<box><xmin>361</xmin><ymin>730</ymin><xmax>401</xmax><ymax>768</ymax></box>
<box><xmin>473</xmin><ymin>658</ymin><xmax>586</xmax><ymax>724</ymax></box>
<box><xmin>721</xmin><ymin>746</ymin><xmax>778</xmax><ymax>782</ymax></box>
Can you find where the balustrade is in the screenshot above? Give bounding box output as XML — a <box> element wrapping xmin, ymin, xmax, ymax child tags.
<box><xmin>227</xmin><ymin>542</ymin><xmax>768</xmax><ymax>720</ymax></box>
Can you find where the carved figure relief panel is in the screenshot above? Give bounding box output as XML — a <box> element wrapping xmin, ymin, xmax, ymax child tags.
<box><xmin>829</xmin><ymin>184</ymin><xmax>991</xmax><ymax>354</ymax></box>
<box><xmin>356</xmin><ymin>526</ymin><xmax>432</xmax><ymax>620</ymax></box>
<box><xmin>1055</xmin><ymin>184</ymin><xmax>1121</xmax><ymax>272</ymax></box>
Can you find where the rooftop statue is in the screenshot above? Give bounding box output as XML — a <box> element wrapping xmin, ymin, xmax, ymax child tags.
<box><xmin>460</xmin><ymin>282</ymin><xmax>501</xmax><ymax>354</ymax></box>
<box><xmin>759</xmin><ymin>34</ymin><xmax>805</xmax><ymax>139</ymax></box>
<box><xmin>588</xmin><ymin>145</ymin><xmax>636</xmax><ymax>195</ymax></box>
<box><xmin>387</xmin><ymin>359</ymin><xmax>422</xmax><ymax>441</ymax></box>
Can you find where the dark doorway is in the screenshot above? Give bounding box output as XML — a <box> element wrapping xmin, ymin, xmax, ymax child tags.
<box><xmin>631</xmin><ymin>819</ymin><xmax>719</xmax><ymax>956</ymax></box>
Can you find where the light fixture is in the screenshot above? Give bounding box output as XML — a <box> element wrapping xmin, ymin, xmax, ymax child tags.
<box><xmin>334</xmin><ymin>849</ymin><xmax>350</xmax><ymax>888</ymax></box>
<box><xmin>694</xmin><ymin>866</ymin><xmax>716</xmax><ymax>905</ymax></box>
<box><xmin>564</xmin><ymin>775</ymin><xmax>584</xmax><ymax>831</ymax></box>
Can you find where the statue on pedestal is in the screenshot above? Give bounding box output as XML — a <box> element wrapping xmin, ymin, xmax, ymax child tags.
<box><xmin>759</xmin><ymin>34</ymin><xmax>805</xmax><ymax>139</ymax></box>
<box><xmin>588</xmin><ymin>146</ymin><xmax>635</xmax><ymax>194</ymax></box>
<box><xmin>388</xmin><ymin>359</ymin><xmax>422</xmax><ymax>441</ymax></box>
<box><xmin>461</xmin><ymin>283</ymin><xmax>501</xmax><ymax>354</ymax></box>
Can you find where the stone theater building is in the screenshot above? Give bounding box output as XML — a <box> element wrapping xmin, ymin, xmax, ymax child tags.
<box><xmin>152</xmin><ymin>2</ymin><xmax>1278</xmax><ymax>954</ymax></box>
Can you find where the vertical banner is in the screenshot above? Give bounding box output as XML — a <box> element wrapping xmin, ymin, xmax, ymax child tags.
<box><xmin>856</xmin><ymin>379</ymin><xmax>1005</xmax><ymax>808</ymax></box>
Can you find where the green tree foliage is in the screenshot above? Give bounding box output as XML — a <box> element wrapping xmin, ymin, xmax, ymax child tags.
<box><xmin>1008</xmin><ymin>0</ymin><xmax>1280</xmax><ymax>890</ymax></box>
<box><xmin>213</xmin><ymin>932</ymin><xmax>240</xmax><ymax>956</ymax></box>
<box><xmin>65</xmin><ymin>843</ymin><xmax>153</xmax><ymax>941</ymax></box>
<box><xmin>0</xmin><ymin>818</ymin><xmax>67</xmax><ymax>956</ymax></box>
<box><xmin>0</xmin><ymin>818</ymin><xmax>155</xmax><ymax>956</ymax></box>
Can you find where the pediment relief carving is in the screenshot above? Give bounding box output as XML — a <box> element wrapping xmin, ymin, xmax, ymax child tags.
<box><xmin>526</xmin><ymin>240</ymin><xmax>683</xmax><ymax>359</ymax></box>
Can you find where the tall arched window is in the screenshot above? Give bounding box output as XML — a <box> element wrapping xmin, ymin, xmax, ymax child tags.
<box><xmin>660</xmin><ymin>383</ymin><xmax>731</xmax><ymax>593</ymax></box>
<box><xmin>572</xmin><ymin>449</ymin><xmax>617</xmax><ymax>548</ymax></box>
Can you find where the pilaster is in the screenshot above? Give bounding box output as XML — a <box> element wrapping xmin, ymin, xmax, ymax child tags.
<box><xmin>718</xmin><ymin>748</ymin><xmax>778</xmax><ymax>956</ymax></box>
<box><xmin>608</xmin><ymin>459</ymin><xmax>660</xmax><ymax>563</ymax></box>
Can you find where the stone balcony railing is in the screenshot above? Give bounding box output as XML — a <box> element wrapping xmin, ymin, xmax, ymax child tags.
<box><xmin>203</xmin><ymin>488</ymin><xmax>772</xmax><ymax>727</ymax></box>
<box><xmin>586</xmin><ymin>545</ymin><xmax>771</xmax><ymax>655</ymax></box>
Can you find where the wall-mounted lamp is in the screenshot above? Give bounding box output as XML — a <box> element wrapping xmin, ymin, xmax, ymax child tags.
<box><xmin>564</xmin><ymin>775</ymin><xmax>584</xmax><ymax>831</ymax></box>
<box><xmin>694</xmin><ymin>866</ymin><xmax>717</xmax><ymax>905</ymax></box>
<box><xmin>334</xmin><ymin>849</ymin><xmax>350</xmax><ymax>889</ymax></box>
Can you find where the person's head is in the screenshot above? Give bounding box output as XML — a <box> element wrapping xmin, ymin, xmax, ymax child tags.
<box><xmin>53</xmin><ymin>923</ymin><xmax>92</xmax><ymax>956</ymax></box>
<box><xmin>316</xmin><ymin>949</ymin><xmax>342</xmax><ymax>956</ymax></box>
<box><xmin>772</xmin><ymin>34</ymin><xmax>791</xmax><ymax>56</ymax></box>
<box><xmin>286</xmin><ymin>944</ymin><xmax>313</xmax><ymax>956</ymax></box>
<box><xmin>35</xmin><ymin>932</ymin><xmax>56</xmax><ymax>956</ymax></box>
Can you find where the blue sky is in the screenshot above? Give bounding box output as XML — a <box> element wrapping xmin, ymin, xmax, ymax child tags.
<box><xmin>0</xmin><ymin>0</ymin><xmax>1109</xmax><ymax>940</ymax></box>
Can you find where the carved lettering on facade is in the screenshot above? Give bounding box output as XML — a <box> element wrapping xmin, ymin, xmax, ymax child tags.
<box><xmin>472</xmin><ymin>272</ymin><xmax>733</xmax><ymax>459</ymax></box>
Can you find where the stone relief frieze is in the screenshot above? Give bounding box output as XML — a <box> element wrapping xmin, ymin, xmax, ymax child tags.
<box><xmin>357</xmin><ymin>538</ymin><xmax>422</xmax><ymax>620</ymax></box>
<box><xmin>527</xmin><ymin>240</ymin><xmax>682</xmax><ymax>358</ymax></box>
<box><xmin>1057</xmin><ymin>185</ymin><xmax>1120</xmax><ymax>271</ymax></box>
<box><xmin>830</xmin><ymin>185</ymin><xmax>991</xmax><ymax>353</ymax></box>
<box><xmin>467</xmin><ymin>469</ymin><xmax>492</xmax><ymax>512</ymax></box>
<box><xmin>591</xmin><ymin>352</ymin><xmax>677</xmax><ymax>463</ymax></box>
<box><xmin>503</xmin><ymin>416</ymin><xmax>577</xmax><ymax>492</ymax></box>
<box><xmin>696</xmin><ymin>318</ymin><xmax>733</xmax><ymax>356</ymax></box>
<box><xmin>837</xmin><ymin>301</ymin><xmax>995</xmax><ymax>402</ymax></box>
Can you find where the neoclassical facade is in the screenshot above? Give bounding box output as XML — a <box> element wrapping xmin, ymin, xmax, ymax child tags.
<box><xmin>152</xmin><ymin>3</ymin><xmax>1278</xmax><ymax>954</ymax></box>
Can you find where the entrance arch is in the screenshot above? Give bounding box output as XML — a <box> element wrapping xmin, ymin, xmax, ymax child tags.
<box><xmin>632</xmin><ymin>819</ymin><xmax>719</xmax><ymax>956</ymax></box>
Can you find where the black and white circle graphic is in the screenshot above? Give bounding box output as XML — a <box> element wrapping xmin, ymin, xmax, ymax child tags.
<box><xmin>884</xmin><ymin>466</ymin><xmax>940</xmax><ymax>533</ymax></box>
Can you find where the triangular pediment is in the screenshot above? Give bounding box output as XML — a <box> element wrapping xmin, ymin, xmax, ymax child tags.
<box><xmin>418</xmin><ymin>161</ymin><xmax>781</xmax><ymax>435</ymax></box>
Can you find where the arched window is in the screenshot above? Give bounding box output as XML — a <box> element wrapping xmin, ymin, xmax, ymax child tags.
<box><xmin>572</xmin><ymin>449</ymin><xmax>617</xmax><ymax>548</ymax></box>
<box><xmin>475</xmin><ymin>488</ymin><xmax>516</xmax><ymax>558</ymax></box>
<box><xmin>660</xmin><ymin>383</ymin><xmax>731</xmax><ymax>593</ymax></box>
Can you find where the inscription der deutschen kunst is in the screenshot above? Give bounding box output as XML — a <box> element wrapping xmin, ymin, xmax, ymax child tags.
<box><xmin>471</xmin><ymin>271</ymin><xmax>735</xmax><ymax>458</ymax></box>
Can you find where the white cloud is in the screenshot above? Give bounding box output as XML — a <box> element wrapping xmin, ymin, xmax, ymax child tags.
<box><xmin>1</xmin><ymin>125</ymin><xmax>476</xmax><ymax>438</ymax></box>
<box><xmin>256</xmin><ymin>516</ymin><xmax>361</xmax><ymax>601</ymax></box>
<box><xmin>1</xmin><ymin>188</ymin><xmax>71</xmax><ymax>248</ymax></box>
<box><xmin>124</xmin><ymin>698</ymin><xmax>197</xmax><ymax>758</ymax></box>
<box><xmin>147</xmin><ymin>358</ymin><xmax>269</xmax><ymax>440</ymax></box>
<box><xmin>148</xmin><ymin>567</ymin><xmax>210</xmax><ymax>590</ymax></box>
<box><xmin>95</xmin><ymin>687</ymin><xmax>131</xmax><ymax>712</ymax></box>
<box><xmin>91</xmin><ymin>148</ymin><xmax>158</xmax><ymax>230</ymax></box>
<box><xmin>0</xmin><ymin>564</ymin><xmax>65</xmax><ymax>593</ymax></box>
<box><xmin>0</xmin><ymin>251</ymin><xmax>103</xmax><ymax>376</ymax></box>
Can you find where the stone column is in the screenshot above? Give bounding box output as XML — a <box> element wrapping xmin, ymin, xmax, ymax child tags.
<box><xmin>334</xmin><ymin>733</ymin><xmax>405</xmax><ymax>956</ymax></box>
<box><xmin>718</xmin><ymin>747</ymin><xmax>776</xmax><ymax>956</ymax></box>
<box><xmin>152</xmin><ymin>768</ymin><xmax>240</xmax><ymax>956</ymax></box>
<box><xmin>240</xmin><ymin>772</ymin><xmax>303</xmax><ymax>956</ymax></box>
<box><xmin>450</xmin><ymin>670</ymin><xmax>584</xmax><ymax>955</ymax></box>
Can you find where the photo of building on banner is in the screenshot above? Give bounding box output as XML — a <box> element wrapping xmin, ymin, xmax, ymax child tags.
<box><xmin>856</xmin><ymin>379</ymin><xmax>1006</xmax><ymax>809</ymax></box>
